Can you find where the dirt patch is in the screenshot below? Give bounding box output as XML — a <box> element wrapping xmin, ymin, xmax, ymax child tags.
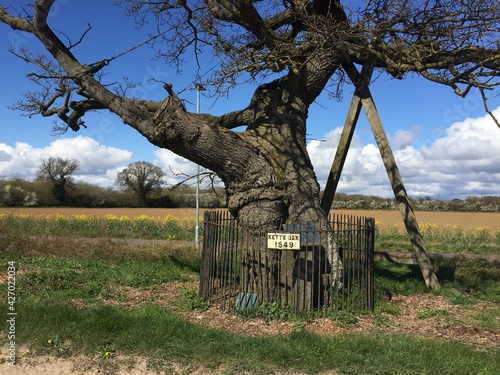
<box><xmin>181</xmin><ymin>294</ymin><xmax>499</xmax><ymax>349</ymax></box>
<box><xmin>77</xmin><ymin>281</ymin><xmax>499</xmax><ymax>350</ymax></box>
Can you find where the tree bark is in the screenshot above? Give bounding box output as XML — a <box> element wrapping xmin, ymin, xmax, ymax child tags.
<box><xmin>144</xmin><ymin>77</ymin><xmax>342</xmax><ymax>308</ymax></box>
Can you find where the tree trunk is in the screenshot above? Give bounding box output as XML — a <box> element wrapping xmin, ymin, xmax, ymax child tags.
<box><xmin>137</xmin><ymin>77</ymin><xmax>342</xmax><ymax>309</ymax></box>
<box><xmin>205</xmin><ymin>80</ymin><xmax>343</xmax><ymax>309</ymax></box>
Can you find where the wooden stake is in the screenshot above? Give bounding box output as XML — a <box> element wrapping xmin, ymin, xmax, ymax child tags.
<box><xmin>321</xmin><ymin>59</ymin><xmax>376</xmax><ymax>213</ymax></box>
<box><xmin>343</xmin><ymin>60</ymin><xmax>440</xmax><ymax>289</ymax></box>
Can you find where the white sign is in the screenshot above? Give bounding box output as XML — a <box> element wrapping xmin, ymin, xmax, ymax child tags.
<box><xmin>267</xmin><ymin>232</ymin><xmax>301</xmax><ymax>250</ymax></box>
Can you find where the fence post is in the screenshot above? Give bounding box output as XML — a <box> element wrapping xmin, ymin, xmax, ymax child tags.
<box><xmin>199</xmin><ymin>211</ymin><xmax>212</xmax><ymax>300</ymax></box>
<box><xmin>365</xmin><ymin>218</ymin><xmax>375</xmax><ymax>311</ymax></box>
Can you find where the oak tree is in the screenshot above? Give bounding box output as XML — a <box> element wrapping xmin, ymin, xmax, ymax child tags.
<box><xmin>36</xmin><ymin>156</ymin><xmax>79</xmax><ymax>203</ymax></box>
<box><xmin>116</xmin><ymin>161</ymin><xmax>165</xmax><ymax>206</ymax></box>
<box><xmin>2</xmin><ymin>1</ymin><xmax>500</xmax><ymax>300</ymax></box>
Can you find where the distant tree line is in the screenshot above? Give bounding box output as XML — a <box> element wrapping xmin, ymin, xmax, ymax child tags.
<box><xmin>1</xmin><ymin>157</ymin><xmax>498</xmax><ymax>212</ymax></box>
<box><xmin>327</xmin><ymin>193</ymin><xmax>500</xmax><ymax>213</ymax></box>
<box><xmin>0</xmin><ymin>157</ymin><xmax>226</xmax><ymax>209</ymax></box>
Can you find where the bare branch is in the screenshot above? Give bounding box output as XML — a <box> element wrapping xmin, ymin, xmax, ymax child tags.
<box><xmin>55</xmin><ymin>22</ymin><xmax>92</xmax><ymax>49</ymax></box>
<box><xmin>479</xmin><ymin>87</ymin><xmax>500</xmax><ymax>128</ymax></box>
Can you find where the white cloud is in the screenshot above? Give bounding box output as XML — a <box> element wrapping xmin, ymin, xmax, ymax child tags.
<box><xmin>394</xmin><ymin>127</ymin><xmax>420</xmax><ymax>149</ymax></box>
<box><xmin>153</xmin><ymin>148</ymin><xmax>201</xmax><ymax>186</ymax></box>
<box><xmin>308</xmin><ymin>107</ymin><xmax>500</xmax><ymax>199</ymax></box>
<box><xmin>2</xmin><ymin>109</ymin><xmax>499</xmax><ymax>199</ymax></box>
<box><xmin>0</xmin><ymin>136</ymin><xmax>132</xmax><ymax>187</ymax></box>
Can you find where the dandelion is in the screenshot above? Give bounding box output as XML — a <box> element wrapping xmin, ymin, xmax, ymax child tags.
<box><xmin>47</xmin><ymin>339</ymin><xmax>52</xmax><ymax>345</ymax></box>
<box><xmin>105</xmin><ymin>351</ymin><xmax>110</xmax><ymax>357</ymax></box>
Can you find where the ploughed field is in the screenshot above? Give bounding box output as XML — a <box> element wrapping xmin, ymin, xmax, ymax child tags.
<box><xmin>1</xmin><ymin>207</ymin><xmax>499</xmax><ymax>233</ymax></box>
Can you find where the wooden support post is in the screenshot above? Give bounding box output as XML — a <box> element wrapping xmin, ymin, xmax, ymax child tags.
<box><xmin>321</xmin><ymin>59</ymin><xmax>376</xmax><ymax>213</ymax></box>
<box><xmin>343</xmin><ymin>61</ymin><xmax>440</xmax><ymax>289</ymax></box>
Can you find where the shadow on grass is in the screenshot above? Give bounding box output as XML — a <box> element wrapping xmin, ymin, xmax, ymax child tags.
<box><xmin>3</xmin><ymin>302</ymin><xmax>497</xmax><ymax>375</ymax></box>
<box><xmin>374</xmin><ymin>257</ymin><xmax>500</xmax><ymax>303</ymax></box>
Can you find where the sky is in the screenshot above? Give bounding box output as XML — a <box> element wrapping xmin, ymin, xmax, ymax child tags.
<box><xmin>1</xmin><ymin>1</ymin><xmax>500</xmax><ymax>200</ymax></box>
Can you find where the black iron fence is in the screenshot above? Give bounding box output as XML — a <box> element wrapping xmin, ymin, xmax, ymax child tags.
<box><xmin>199</xmin><ymin>210</ymin><xmax>374</xmax><ymax>318</ymax></box>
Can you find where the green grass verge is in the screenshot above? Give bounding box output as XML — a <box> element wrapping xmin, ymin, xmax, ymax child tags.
<box><xmin>0</xmin><ymin>212</ymin><xmax>196</xmax><ymax>241</ymax></box>
<box><xmin>0</xmin><ymin>231</ymin><xmax>499</xmax><ymax>374</ymax></box>
<box><xmin>375</xmin><ymin>223</ymin><xmax>500</xmax><ymax>254</ymax></box>
<box><xmin>1</xmin><ymin>302</ymin><xmax>498</xmax><ymax>375</ymax></box>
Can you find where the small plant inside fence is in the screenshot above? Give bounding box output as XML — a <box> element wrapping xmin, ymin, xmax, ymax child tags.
<box><xmin>199</xmin><ymin>211</ymin><xmax>374</xmax><ymax>318</ymax></box>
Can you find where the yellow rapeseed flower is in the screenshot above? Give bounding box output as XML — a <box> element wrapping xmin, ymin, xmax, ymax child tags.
<box><xmin>119</xmin><ymin>215</ymin><xmax>131</xmax><ymax>221</ymax></box>
<box><xmin>182</xmin><ymin>216</ymin><xmax>195</xmax><ymax>226</ymax></box>
<box><xmin>104</xmin><ymin>214</ymin><xmax>119</xmax><ymax>221</ymax></box>
<box><xmin>163</xmin><ymin>214</ymin><xmax>178</xmax><ymax>224</ymax></box>
<box><xmin>136</xmin><ymin>214</ymin><xmax>155</xmax><ymax>221</ymax></box>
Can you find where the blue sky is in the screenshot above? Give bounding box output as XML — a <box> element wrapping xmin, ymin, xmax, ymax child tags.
<box><xmin>1</xmin><ymin>1</ymin><xmax>500</xmax><ymax>199</ymax></box>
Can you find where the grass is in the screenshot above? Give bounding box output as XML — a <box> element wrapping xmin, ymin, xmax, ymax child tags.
<box><xmin>2</xmin><ymin>302</ymin><xmax>498</xmax><ymax>374</ymax></box>
<box><xmin>375</xmin><ymin>222</ymin><xmax>500</xmax><ymax>254</ymax></box>
<box><xmin>0</xmin><ymin>212</ymin><xmax>196</xmax><ymax>241</ymax></box>
<box><xmin>0</xmin><ymin>218</ymin><xmax>499</xmax><ymax>374</ymax></box>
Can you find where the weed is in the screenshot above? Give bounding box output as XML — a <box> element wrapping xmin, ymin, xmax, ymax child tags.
<box><xmin>417</xmin><ymin>309</ymin><xmax>449</xmax><ymax>319</ymax></box>
<box><xmin>255</xmin><ymin>301</ymin><xmax>292</xmax><ymax>320</ymax></box>
<box><xmin>178</xmin><ymin>288</ymin><xmax>209</xmax><ymax>312</ymax></box>
<box><xmin>332</xmin><ymin>310</ymin><xmax>359</xmax><ymax>327</ymax></box>
<box><xmin>373</xmin><ymin>312</ymin><xmax>392</xmax><ymax>327</ymax></box>
<box><xmin>98</xmin><ymin>342</ymin><xmax>116</xmax><ymax>361</ymax></box>
<box><xmin>42</xmin><ymin>336</ymin><xmax>71</xmax><ymax>357</ymax></box>
<box><xmin>374</xmin><ymin>301</ymin><xmax>401</xmax><ymax>315</ymax></box>
<box><xmin>292</xmin><ymin>320</ymin><xmax>305</xmax><ymax>332</ymax></box>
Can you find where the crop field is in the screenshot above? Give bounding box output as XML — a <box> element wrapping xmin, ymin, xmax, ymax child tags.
<box><xmin>0</xmin><ymin>207</ymin><xmax>500</xmax><ymax>232</ymax></box>
<box><xmin>1</xmin><ymin>207</ymin><xmax>499</xmax><ymax>253</ymax></box>
<box><xmin>1</xmin><ymin>207</ymin><xmax>499</xmax><ymax>231</ymax></box>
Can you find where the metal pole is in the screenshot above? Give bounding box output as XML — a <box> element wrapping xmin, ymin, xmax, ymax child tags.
<box><xmin>195</xmin><ymin>84</ymin><xmax>205</xmax><ymax>249</ymax></box>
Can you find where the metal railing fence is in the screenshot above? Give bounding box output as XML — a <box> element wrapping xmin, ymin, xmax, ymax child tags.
<box><xmin>199</xmin><ymin>210</ymin><xmax>374</xmax><ymax>318</ymax></box>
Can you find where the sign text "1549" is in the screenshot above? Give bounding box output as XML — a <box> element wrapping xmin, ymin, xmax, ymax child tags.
<box><xmin>267</xmin><ymin>233</ymin><xmax>301</xmax><ymax>250</ymax></box>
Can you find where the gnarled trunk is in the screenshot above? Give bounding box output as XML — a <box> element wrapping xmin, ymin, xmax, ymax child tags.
<box><xmin>130</xmin><ymin>75</ymin><xmax>342</xmax><ymax>310</ymax></box>
<box><xmin>214</xmin><ymin>81</ymin><xmax>342</xmax><ymax>310</ymax></box>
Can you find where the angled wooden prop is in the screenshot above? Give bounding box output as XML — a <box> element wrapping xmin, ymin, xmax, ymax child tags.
<box><xmin>322</xmin><ymin>57</ymin><xmax>439</xmax><ymax>289</ymax></box>
<box><xmin>320</xmin><ymin>58</ymin><xmax>376</xmax><ymax>213</ymax></box>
